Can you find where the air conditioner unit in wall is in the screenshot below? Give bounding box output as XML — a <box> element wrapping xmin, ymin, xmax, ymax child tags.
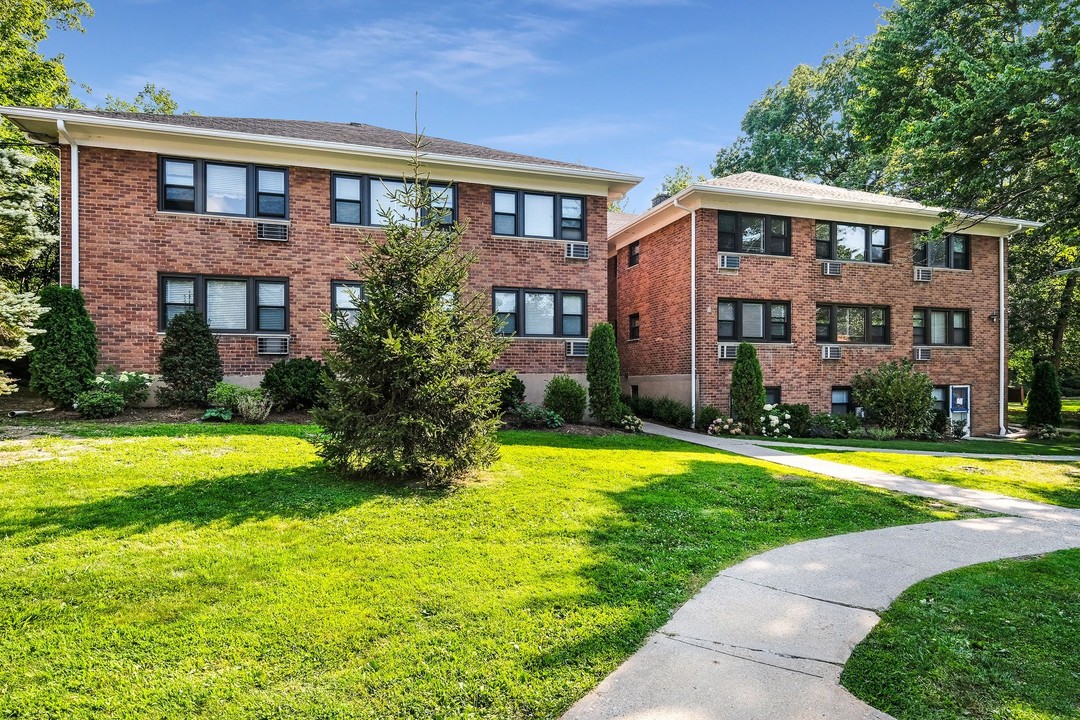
<box><xmin>913</xmin><ymin>347</ymin><xmax>931</xmax><ymax>362</ymax></box>
<box><xmin>717</xmin><ymin>254</ymin><xmax>741</xmax><ymax>271</ymax></box>
<box><xmin>718</xmin><ymin>342</ymin><xmax>739</xmax><ymax>360</ymax></box>
<box><xmin>914</xmin><ymin>267</ymin><xmax>933</xmax><ymax>282</ymax></box>
<box><xmin>564</xmin><ymin>242</ymin><xmax>589</xmax><ymax>260</ymax></box>
<box><xmin>257</xmin><ymin>336</ymin><xmax>290</xmax><ymax>355</ymax></box>
<box><xmin>821</xmin><ymin>345</ymin><xmax>842</xmax><ymax>360</ymax></box>
<box><xmin>257</xmin><ymin>222</ymin><xmax>289</xmax><ymax>241</ymax></box>
<box><xmin>565</xmin><ymin>340</ymin><xmax>589</xmax><ymax>357</ymax></box>
<box><xmin>822</xmin><ymin>261</ymin><xmax>842</xmax><ymax>277</ymax></box>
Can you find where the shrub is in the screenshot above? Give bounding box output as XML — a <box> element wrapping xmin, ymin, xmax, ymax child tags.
<box><xmin>809</xmin><ymin>412</ymin><xmax>860</xmax><ymax>438</ymax></box>
<box><xmin>866</xmin><ymin>427</ymin><xmax>898</xmax><ymax>441</ymax></box>
<box><xmin>207</xmin><ymin>381</ymin><xmax>244</xmax><ymax>412</ymax></box>
<box><xmin>696</xmin><ymin>404</ymin><xmax>722</xmax><ymax>432</ymax></box>
<box><xmin>653</xmin><ymin>396</ymin><xmax>694</xmax><ymax>428</ymax></box>
<box><xmin>930</xmin><ymin>408</ymin><xmax>950</xmax><ymax>436</ymax></box>
<box><xmin>730</xmin><ymin>342</ymin><xmax>765</xmax><ymax>431</ymax></box>
<box><xmin>950</xmin><ymin>417</ymin><xmax>969</xmax><ymax>439</ymax></box>
<box><xmin>261</xmin><ymin>357</ymin><xmax>327</xmax><ymax>411</ymax></box>
<box><xmin>707</xmin><ymin>416</ymin><xmax>746</xmax><ymax>436</ymax></box>
<box><xmin>623</xmin><ymin>394</ymin><xmax>656</xmax><ymax>420</ymax></box>
<box><xmin>1028</xmin><ymin>424</ymin><xmax>1059</xmax><ymax>440</ymax></box>
<box><xmin>619</xmin><ymin>413</ymin><xmax>643</xmax><ymax>433</ymax></box>
<box><xmin>201</xmin><ymin>407</ymin><xmax>232</xmax><ymax>422</ymax></box>
<box><xmin>236</xmin><ymin>391</ymin><xmax>272</xmax><ymax>424</ymax></box>
<box><xmin>543</xmin><ymin>376</ymin><xmax>587</xmax><ymax>424</ymax></box>
<box><xmin>759</xmin><ymin>403</ymin><xmax>792</xmax><ymax>437</ymax></box>
<box><xmin>73</xmin><ymin>389</ymin><xmax>125</xmax><ymax>419</ymax></box>
<box><xmin>508</xmin><ymin>402</ymin><xmax>564</xmax><ymax>429</ymax></box>
<box><xmin>851</xmin><ymin>360</ymin><xmax>934</xmax><ymax>437</ymax></box>
<box><xmin>157</xmin><ymin>311</ymin><xmax>222</xmax><ymax>407</ymax></box>
<box><xmin>501</xmin><ymin>373</ymin><xmax>526</xmax><ymax>413</ymax></box>
<box><xmin>93</xmin><ymin>369</ymin><xmax>155</xmax><ymax>407</ymax></box>
<box><xmin>776</xmin><ymin>403</ymin><xmax>811</xmax><ymax>437</ymax></box>
<box><xmin>28</xmin><ymin>285</ymin><xmax>98</xmax><ymax>407</ymax></box>
<box><xmin>585</xmin><ymin>322</ymin><xmax>622</xmax><ymax>425</ymax></box>
<box><xmin>1027</xmin><ymin>361</ymin><xmax>1062</xmax><ymax>427</ymax></box>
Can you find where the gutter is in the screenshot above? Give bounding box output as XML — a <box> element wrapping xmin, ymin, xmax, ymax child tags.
<box><xmin>998</xmin><ymin>223</ymin><xmax>1026</xmax><ymax>436</ymax></box>
<box><xmin>55</xmin><ymin>120</ymin><xmax>78</xmax><ymax>288</ymax></box>
<box><xmin>672</xmin><ymin>194</ymin><xmax>697</xmax><ymax>427</ymax></box>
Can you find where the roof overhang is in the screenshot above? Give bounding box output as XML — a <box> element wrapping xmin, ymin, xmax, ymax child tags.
<box><xmin>608</xmin><ymin>183</ymin><xmax>1042</xmax><ymax>256</ymax></box>
<box><xmin>1</xmin><ymin>107</ymin><xmax>642</xmax><ymax>201</ymax></box>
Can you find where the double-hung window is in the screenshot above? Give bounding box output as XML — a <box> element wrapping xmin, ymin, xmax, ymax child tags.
<box><xmin>915</xmin><ymin>233</ymin><xmax>970</xmax><ymax>269</ymax></box>
<box><xmin>158</xmin><ymin>158</ymin><xmax>288</xmax><ymax>219</ymax></box>
<box><xmin>330</xmin><ymin>174</ymin><xmax>456</xmax><ymax>227</ymax></box>
<box><xmin>815</xmin><ymin>222</ymin><xmax>889</xmax><ymax>263</ymax></box>
<box><xmin>628</xmin><ymin>241</ymin><xmax>640</xmax><ymax>267</ymax></box>
<box><xmin>717</xmin><ymin>299</ymin><xmax>790</xmax><ymax>342</ymax></box>
<box><xmin>718</xmin><ymin>212</ymin><xmax>790</xmax><ymax>255</ymax></box>
<box><xmin>831</xmin><ymin>387</ymin><xmax>855</xmax><ymax>415</ymax></box>
<box><xmin>913</xmin><ymin>308</ymin><xmax>970</xmax><ymax>346</ymax></box>
<box><xmin>816</xmin><ymin>304</ymin><xmax>889</xmax><ymax>344</ymax></box>
<box><xmin>493</xmin><ymin>288</ymin><xmax>587</xmax><ymax>337</ymax></box>
<box><xmin>628</xmin><ymin>313</ymin><xmax>640</xmax><ymax>341</ymax></box>
<box><xmin>492</xmin><ymin>190</ymin><xmax>586</xmax><ymax>240</ymax></box>
<box><xmin>159</xmin><ymin>275</ymin><xmax>288</xmax><ymax>333</ymax></box>
<box><xmin>331</xmin><ymin>281</ymin><xmax>366</xmax><ymax>326</ymax></box>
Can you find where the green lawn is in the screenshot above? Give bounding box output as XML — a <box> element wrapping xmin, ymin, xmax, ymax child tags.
<box><xmin>0</xmin><ymin>423</ymin><xmax>981</xmax><ymax>719</ymax></box>
<box><xmin>1008</xmin><ymin>398</ymin><xmax>1080</xmax><ymax>428</ymax></box>
<box><xmin>842</xmin><ymin>549</ymin><xmax>1080</xmax><ymax>720</ymax></box>
<box><xmin>782</xmin><ymin>448</ymin><xmax>1080</xmax><ymax>508</ymax></box>
<box><xmin>752</xmin><ymin>434</ymin><xmax>1080</xmax><ymax>456</ymax></box>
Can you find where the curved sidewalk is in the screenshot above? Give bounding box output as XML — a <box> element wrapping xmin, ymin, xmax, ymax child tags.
<box><xmin>561</xmin><ymin>425</ymin><xmax>1080</xmax><ymax>720</ymax></box>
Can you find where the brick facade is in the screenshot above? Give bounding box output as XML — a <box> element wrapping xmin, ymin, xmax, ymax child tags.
<box><xmin>613</xmin><ymin>209</ymin><xmax>1006</xmax><ymax>436</ymax></box>
<box><xmin>61</xmin><ymin>146</ymin><xmax>607</xmax><ymax>392</ymax></box>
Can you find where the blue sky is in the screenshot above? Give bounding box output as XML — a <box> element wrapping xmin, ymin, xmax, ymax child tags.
<box><xmin>45</xmin><ymin>0</ymin><xmax>886</xmax><ymax>211</ymax></box>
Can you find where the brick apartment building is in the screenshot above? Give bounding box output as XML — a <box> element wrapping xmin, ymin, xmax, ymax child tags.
<box><xmin>608</xmin><ymin>173</ymin><xmax>1038</xmax><ymax>436</ymax></box>
<box><xmin>0</xmin><ymin>107</ymin><xmax>641</xmax><ymax>401</ymax></box>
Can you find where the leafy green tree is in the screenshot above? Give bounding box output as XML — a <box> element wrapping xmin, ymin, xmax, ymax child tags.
<box><xmin>713</xmin><ymin>43</ymin><xmax>887</xmax><ymax>191</ymax></box>
<box><xmin>585</xmin><ymin>322</ymin><xmax>622</xmax><ymax>424</ymax></box>
<box><xmin>157</xmin><ymin>311</ymin><xmax>222</xmax><ymax>407</ymax></box>
<box><xmin>729</xmin><ymin>342</ymin><xmax>765</xmax><ymax>430</ymax></box>
<box><xmin>656</xmin><ymin>165</ymin><xmax>706</xmax><ymax>198</ymax></box>
<box><xmin>313</xmin><ymin>135</ymin><xmax>509</xmax><ymax>484</ymax></box>
<box><xmin>0</xmin><ymin>285</ymin><xmax>45</xmax><ymax>394</ymax></box>
<box><xmin>28</xmin><ymin>284</ymin><xmax>96</xmax><ymax>406</ymax></box>
<box><xmin>851</xmin><ymin>360</ymin><xmax>934</xmax><ymax>437</ymax></box>
<box><xmin>102</xmin><ymin>82</ymin><xmax>193</xmax><ymax>115</ymax></box>
<box><xmin>1027</xmin><ymin>361</ymin><xmax>1062</xmax><ymax>427</ymax></box>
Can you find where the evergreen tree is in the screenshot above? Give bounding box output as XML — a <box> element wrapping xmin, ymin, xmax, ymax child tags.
<box><xmin>313</xmin><ymin>134</ymin><xmax>509</xmax><ymax>484</ymax></box>
<box><xmin>729</xmin><ymin>342</ymin><xmax>765</xmax><ymax>431</ymax></box>
<box><xmin>0</xmin><ymin>285</ymin><xmax>45</xmax><ymax>395</ymax></box>
<box><xmin>28</xmin><ymin>285</ymin><xmax>96</xmax><ymax>406</ymax></box>
<box><xmin>1027</xmin><ymin>361</ymin><xmax>1062</xmax><ymax>427</ymax></box>
<box><xmin>585</xmin><ymin>322</ymin><xmax>622</xmax><ymax>424</ymax></box>
<box><xmin>157</xmin><ymin>311</ymin><xmax>223</xmax><ymax>407</ymax></box>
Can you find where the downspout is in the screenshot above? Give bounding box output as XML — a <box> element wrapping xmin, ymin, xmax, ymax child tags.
<box><xmin>56</xmin><ymin>120</ymin><xmax>79</xmax><ymax>288</ymax></box>
<box><xmin>673</xmin><ymin>195</ymin><xmax>697</xmax><ymax>427</ymax></box>
<box><xmin>999</xmin><ymin>224</ymin><xmax>1024</xmax><ymax>436</ymax></box>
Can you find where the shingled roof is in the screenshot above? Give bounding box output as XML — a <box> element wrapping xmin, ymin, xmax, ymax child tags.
<box><xmin>704</xmin><ymin>172</ymin><xmax>927</xmax><ymax>211</ymax></box>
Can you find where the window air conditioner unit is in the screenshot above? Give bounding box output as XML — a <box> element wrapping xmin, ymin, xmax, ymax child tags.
<box><xmin>718</xmin><ymin>254</ymin><xmax>741</xmax><ymax>271</ymax></box>
<box><xmin>821</xmin><ymin>345</ymin><xmax>842</xmax><ymax>360</ymax></box>
<box><xmin>565</xmin><ymin>340</ymin><xmax>589</xmax><ymax>357</ymax></box>
<box><xmin>718</xmin><ymin>342</ymin><xmax>739</xmax><ymax>360</ymax></box>
<box><xmin>914</xmin><ymin>267</ymin><xmax>933</xmax><ymax>282</ymax></box>
<box><xmin>564</xmin><ymin>242</ymin><xmax>589</xmax><ymax>260</ymax></box>
<box><xmin>257</xmin><ymin>222</ymin><xmax>289</xmax><ymax>241</ymax></box>
<box><xmin>822</xmin><ymin>261</ymin><xmax>842</xmax><ymax>277</ymax></box>
<box><xmin>257</xmin><ymin>336</ymin><xmax>290</xmax><ymax>355</ymax></box>
<box><xmin>913</xmin><ymin>347</ymin><xmax>931</xmax><ymax>362</ymax></box>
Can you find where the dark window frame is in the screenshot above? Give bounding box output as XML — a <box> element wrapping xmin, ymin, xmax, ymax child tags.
<box><xmin>491</xmin><ymin>189</ymin><xmax>587</xmax><ymax>241</ymax></box>
<box><xmin>913</xmin><ymin>307</ymin><xmax>971</xmax><ymax>346</ymax></box>
<box><xmin>331</xmin><ymin>280</ymin><xmax>366</xmax><ymax>326</ymax></box>
<box><xmin>816</xmin><ymin>303</ymin><xmax>890</xmax><ymax>344</ymax></box>
<box><xmin>158</xmin><ymin>273</ymin><xmax>289</xmax><ymax>334</ymax></box>
<box><xmin>331</xmin><ymin>173</ymin><xmax>456</xmax><ymax>227</ymax></box>
<box><xmin>717</xmin><ymin>299</ymin><xmax>790</xmax><ymax>343</ymax></box>
<box><xmin>915</xmin><ymin>233</ymin><xmax>970</xmax><ymax>270</ymax></box>
<box><xmin>765</xmin><ymin>386</ymin><xmax>782</xmax><ymax>405</ymax></box>
<box><xmin>628</xmin><ymin>313</ymin><xmax>640</xmax><ymax>341</ymax></box>
<box><xmin>628</xmin><ymin>241</ymin><xmax>640</xmax><ymax>267</ymax></box>
<box><xmin>718</xmin><ymin>211</ymin><xmax>791</xmax><ymax>256</ymax></box>
<box><xmin>158</xmin><ymin>157</ymin><xmax>289</xmax><ymax>220</ymax></box>
<box><xmin>492</xmin><ymin>287</ymin><xmax>588</xmax><ymax>338</ymax></box>
<box><xmin>830</xmin><ymin>386</ymin><xmax>855</xmax><ymax>415</ymax></box>
<box><xmin>815</xmin><ymin>221</ymin><xmax>890</xmax><ymax>263</ymax></box>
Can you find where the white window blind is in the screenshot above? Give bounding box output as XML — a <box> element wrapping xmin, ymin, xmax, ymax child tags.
<box><xmin>205</xmin><ymin>164</ymin><xmax>248</xmax><ymax>214</ymax></box>
<box><xmin>373</xmin><ymin>179</ymin><xmax>408</xmax><ymax>226</ymax></box>
<box><xmin>206</xmin><ymin>280</ymin><xmax>248</xmax><ymax>330</ymax></box>
<box><xmin>523</xmin><ymin>194</ymin><xmax>554</xmax><ymax>237</ymax></box>
<box><xmin>524</xmin><ymin>291</ymin><xmax>555</xmax><ymax>335</ymax></box>
<box><xmin>742</xmin><ymin>303</ymin><xmax>764</xmax><ymax>339</ymax></box>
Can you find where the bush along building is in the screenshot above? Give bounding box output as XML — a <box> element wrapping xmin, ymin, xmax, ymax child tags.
<box><xmin>608</xmin><ymin>173</ymin><xmax>1039</xmax><ymax>437</ymax></box>
<box><xmin>0</xmin><ymin>107</ymin><xmax>641</xmax><ymax>402</ymax></box>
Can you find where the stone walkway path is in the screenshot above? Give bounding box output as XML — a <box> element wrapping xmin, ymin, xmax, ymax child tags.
<box><xmin>561</xmin><ymin>424</ymin><xmax>1080</xmax><ymax>720</ymax></box>
<box><xmin>748</xmin><ymin>438</ymin><xmax>1080</xmax><ymax>463</ymax></box>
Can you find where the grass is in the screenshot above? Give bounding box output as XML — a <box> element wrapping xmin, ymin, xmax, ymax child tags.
<box><xmin>842</xmin><ymin>549</ymin><xmax>1080</xmax><ymax>720</ymax></box>
<box><xmin>0</xmin><ymin>423</ymin><xmax>983</xmax><ymax>719</ymax></box>
<box><xmin>781</xmin><ymin>448</ymin><xmax>1080</xmax><ymax>508</ymax></box>
<box><xmin>750</xmin><ymin>434</ymin><xmax>1080</xmax><ymax>456</ymax></box>
<box><xmin>1008</xmin><ymin>398</ymin><xmax>1080</xmax><ymax>429</ymax></box>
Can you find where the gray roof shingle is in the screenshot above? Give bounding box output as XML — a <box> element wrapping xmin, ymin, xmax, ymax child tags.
<box><xmin>704</xmin><ymin>172</ymin><xmax>928</xmax><ymax>210</ymax></box>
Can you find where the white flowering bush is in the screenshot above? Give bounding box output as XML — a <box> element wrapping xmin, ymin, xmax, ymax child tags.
<box><xmin>619</xmin><ymin>413</ymin><xmax>643</xmax><ymax>433</ymax></box>
<box><xmin>707</xmin><ymin>415</ymin><xmax>746</xmax><ymax>436</ymax></box>
<box><xmin>759</xmin><ymin>403</ymin><xmax>792</xmax><ymax>438</ymax></box>
<box><xmin>94</xmin><ymin>369</ymin><xmax>156</xmax><ymax>408</ymax></box>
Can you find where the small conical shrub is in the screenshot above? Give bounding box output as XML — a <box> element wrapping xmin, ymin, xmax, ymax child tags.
<box><xmin>730</xmin><ymin>342</ymin><xmax>765</xmax><ymax>431</ymax></box>
<box><xmin>585</xmin><ymin>322</ymin><xmax>622</xmax><ymax>424</ymax></box>
<box><xmin>157</xmin><ymin>311</ymin><xmax>222</xmax><ymax>407</ymax></box>
<box><xmin>28</xmin><ymin>285</ymin><xmax>98</xmax><ymax>407</ymax></box>
<box><xmin>1027</xmin><ymin>361</ymin><xmax>1062</xmax><ymax>427</ymax></box>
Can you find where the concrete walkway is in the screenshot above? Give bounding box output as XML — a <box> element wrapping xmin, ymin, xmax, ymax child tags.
<box><xmin>748</xmin><ymin>438</ymin><xmax>1080</xmax><ymax>463</ymax></box>
<box><xmin>561</xmin><ymin>424</ymin><xmax>1080</xmax><ymax>720</ymax></box>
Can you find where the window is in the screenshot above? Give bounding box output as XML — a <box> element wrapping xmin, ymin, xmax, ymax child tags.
<box><xmin>493</xmin><ymin>288</ymin><xmax>587</xmax><ymax>337</ymax></box>
<box><xmin>628</xmin><ymin>241</ymin><xmax>640</xmax><ymax>267</ymax></box>
<box><xmin>913</xmin><ymin>308</ymin><xmax>970</xmax><ymax>346</ymax></box>
<box><xmin>816</xmin><ymin>304</ymin><xmax>889</xmax><ymax>344</ymax></box>
<box><xmin>159</xmin><ymin>158</ymin><xmax>288</xmax><ymax>219</ymax></box>
<box><xmin>916</xmin><ymin>233</ymin><xmax>970</xmax><ymax>269</ymax></box>
<box><xmin>717</xmin><ymin>300</ymin><xmax>790</xmax><ymax>342</ymax></box>
<box><xmin>331</xmin><ymin>174</ymin><xmax>456</xmax><ymax>227</ymax></box>
<box><xmin>159</xmin><ymin>275</ymin><xmax>288</xmax><ymax>333</ymax></box>
<box><xmin>765</xmin><ymin>387</ymin><xmax>781</xmax><ymax>405</ymax></box>
<box><xmin>631</xmin><ymin>385</ymin><xmax>639</xmax><ymax>399</ymax></box>
<box><xmin>815</xmin><ymin>221</ymin><xmax>889</xmax><ymax>263</ymax></box>
<box><xmin>629</xmin><ymin>313</ymin><xmax>640</xmax><ymax>341</ymax></box>
<box><xmin>931</xmin><ymin>386</ymin><xmax>947</xmax><ymax>412</ymax></box>
<box><xmin>718</xmin><ymin>212</ymin><xmax>790</xmax><ymax>255</ymax></box>
<box><xmin>831</xmin><ymin>387</ymin><xmax>854</xmax><ymax>415</ymax></box>
<box><xmin>331</xmin><ymin>281</ymin><xmax>366</xmax><ymax>326</ymax></box>
<box><xmin>492</xmin><ymin>190</ymin><xmax>586</xmax><ymax>240</ymax></box>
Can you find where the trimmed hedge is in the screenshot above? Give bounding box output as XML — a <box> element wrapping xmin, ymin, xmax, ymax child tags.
<box><xmin>543</xmin><ymin>376</ymin><xmax>587</xmax><ymax>424</ymax></box>
<box><xmin>261</xmin><ymin>357</ymin><xmax>327</xmax><ymax>411</ymax></box>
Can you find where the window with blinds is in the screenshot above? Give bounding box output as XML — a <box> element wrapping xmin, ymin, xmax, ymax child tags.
<box><xmin>158</xmin><ymin>158</ymin><xmax>288</xmax><ymax>219</ymax></box>
<box><xmin>159</xmin><ymin>275</ymin><xmax>288</xmax><ymax>333</ymax></box>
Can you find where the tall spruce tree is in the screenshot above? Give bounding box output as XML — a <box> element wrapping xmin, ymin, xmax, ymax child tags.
<box><xmin>313</xmin><ymin>134</ymin><xmax>509</xmax><ymax>484</ymax></box>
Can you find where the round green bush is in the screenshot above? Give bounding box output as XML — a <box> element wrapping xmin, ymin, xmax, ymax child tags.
<box><xmin>74</xmin><ymin>389</ymin><xmax>125</xmax><ymax>419</ymax></box>
<box><xmin>260</xmin><ymin>357</ymin><xmax>327</xmax><ymax>411</ymax></box>
<box><xmin>696</xmin><ymin>404</ymin><xmax>722</xmax><ymax>431</ymax></box>
<box><xmin>543</xmin><ymin>375</ymin><xmax>587</xmax><ymax>424</ymax></box>
<box><xmin>157</xmin><ymin>311</ymin><xmax>223</xmax><ymax>407</ymax></box>
<box><xmin>28</xmin><ymin>286</ymin><xmax>98</xmax><ymax>407</ymax></box>
<box><xmin>500</xmin><ymin>373</ymin><xmax>526</xmax><ymax>412</ymax></box>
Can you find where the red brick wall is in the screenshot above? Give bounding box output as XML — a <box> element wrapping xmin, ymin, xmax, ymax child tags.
<box><xmin>63</xmin><ymin>146</ymin><xmax>606</xmax><ymax>379</ymax></box>
<box><xmin>615</xmin><ymin>209</ymin><xmax>1006</xmax><ymax>435</ymax></box>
